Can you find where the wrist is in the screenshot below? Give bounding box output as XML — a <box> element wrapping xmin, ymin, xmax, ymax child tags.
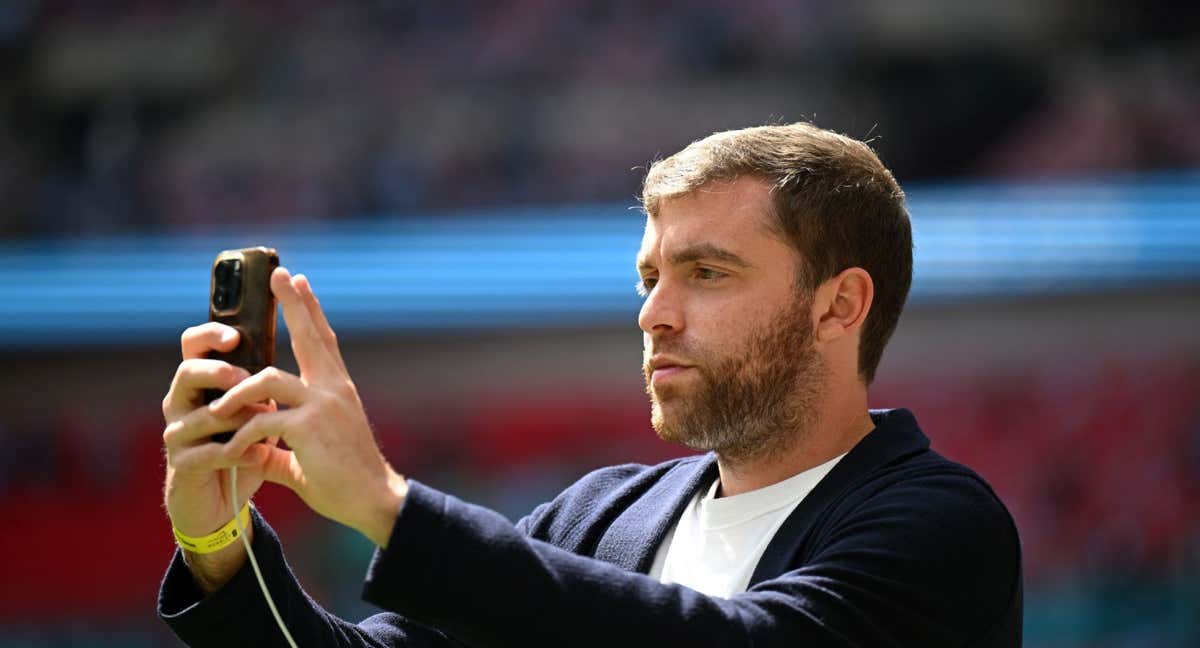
<box><xmin>363</xmin><ymin>467</ymin><xmax>408</xmax><ymax>549</ymax></box>
<box><xmin>181</xmin><ymin>524</ymin><xmax>252</xmax><ymax>595</ymax></box>
<box><xmin>173</xmin><ymin>502</ymin><xmax>251</xmax><ymax>555</ymax></box>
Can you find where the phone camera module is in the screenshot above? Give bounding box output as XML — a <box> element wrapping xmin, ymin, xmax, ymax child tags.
<box><xmin>212</xmin><ymin>259</ymin><xmax>243</xmax><ymax>310</ymax></box>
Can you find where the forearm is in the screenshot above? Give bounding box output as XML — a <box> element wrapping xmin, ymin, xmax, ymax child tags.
<box><xmin>362</xmin><ymin>481</ymin><xmax>763</xmax><ymax>647</ymax></box>
<box><xmin>160</xmin><ymin>508</ymin><xmax>457</xmax><ymax>647</ymax></box>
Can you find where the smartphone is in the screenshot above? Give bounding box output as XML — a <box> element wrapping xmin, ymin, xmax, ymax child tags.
<box><xmin>203</xmin><ymin>246</ymin><xmax>279</xmax><ymax>442</ymax></box>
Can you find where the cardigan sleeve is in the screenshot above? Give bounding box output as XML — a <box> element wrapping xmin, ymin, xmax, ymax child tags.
<box><xmin>361</xmin><ymin>477</ymin><xmax>1021</xmax><ymax>648</ymax></box>
<box><xmin>157</xmin><ymin>508</ymin><xmax>462</xmax><ymax>647</ymax></box>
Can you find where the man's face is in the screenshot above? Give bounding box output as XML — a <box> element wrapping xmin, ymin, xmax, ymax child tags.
<box><xmin>637</xmin><ymin>177</ymin><xmax>828</xmax><ymax>463</ymax></box>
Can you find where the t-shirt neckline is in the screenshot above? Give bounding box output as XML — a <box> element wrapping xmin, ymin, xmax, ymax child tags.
<box><xmin>698</xmin><ymin>453</ymin><xmax>846</xmax><ymax>531</ymax></box>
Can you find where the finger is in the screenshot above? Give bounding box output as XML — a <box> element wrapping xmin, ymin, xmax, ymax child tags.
<box><xmin>272</xmin><ymin>267</ymin><xmax>340</xmax><ymax>381</ymax></box>
<box><xmin>234</xmin><ymin>441</ymin><xmax>295</xmax><ymax>479</ymax></box>
<box><xmin>260</xmin><ymin>446</ymin><xmax>302</xmax><ymax>492</ymax></box>
<box><xmin>222</xmin><ymin>408</ymin><xmax>306</xmax><ymax>460</ymax></box>
<box><xmin>240</xmin><ymin>443</ymin><xmax>301</xmax><ymax>491</ymax></box>
<box><xmin>164</xmin><ymin>359</ymin><xmax>251</xmax><ymax>421</ymax></box>
<box><xmin>263</xmin><ymin>402</ymin><xmax>281</xmax><ymax>447</ymax></box>
<box><xmin>233</xmin><ymin>440</ymin><xmax>276</xmax><ymax>468</ymax></box>
<box><xmin>209</xmin><ymin>367</ymin><xmax>309</xmax><ymax>418</ymax></box>
<box><xmin>181</xmin><ymin>322</ymin><xmax>240</xmax><ymax>360</ymax></box>
<box><xmin>163</xmin><ymin>402</ymin><xmax>269</xmax><ymax>451</ymax></box>
<box><xmin>171</xmin><ymin>441</ymin><xmax>250</xmax><ymax>474</ymax></box>
<box><xmin>292</xmin><ymin>274</ymin><xmax>348</xmax><ymax>375</ymax></box>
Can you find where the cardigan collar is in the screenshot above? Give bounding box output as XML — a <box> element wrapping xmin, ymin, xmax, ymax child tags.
<box><xmin>591</xmin><ymin>408</ymin><xmax>930</xmax><ymax>578</ymax></box>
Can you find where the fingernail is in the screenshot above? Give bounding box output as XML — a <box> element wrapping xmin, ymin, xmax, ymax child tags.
<box><xmin>221</xmin><ymin>329</ymin><xmax>237</xmax><ymax>343</ymax></box>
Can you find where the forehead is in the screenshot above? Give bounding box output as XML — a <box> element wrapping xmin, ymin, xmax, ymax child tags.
<box><xmin>639</xmin><ymin>176</ymin><xmax>783</xmax><ymax>259</ymax></box>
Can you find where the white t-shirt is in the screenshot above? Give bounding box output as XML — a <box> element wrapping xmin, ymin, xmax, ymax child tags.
<box><xmin>648</xmin><ymin>453</ymin><xmax>845</xmax><ymax>598</ymax></box>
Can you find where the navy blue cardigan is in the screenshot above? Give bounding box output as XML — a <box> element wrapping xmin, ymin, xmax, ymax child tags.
<box><xmin>159</xmin><ymin>408</ymin><xmax>1022</xmax><ymax>646</ymax></box>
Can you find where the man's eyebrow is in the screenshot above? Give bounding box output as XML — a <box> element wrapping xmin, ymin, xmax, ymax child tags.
<box><xmin>636</xmin><ymin>242</ymin><xmax>753</xmax><ymax>271</ymax></box>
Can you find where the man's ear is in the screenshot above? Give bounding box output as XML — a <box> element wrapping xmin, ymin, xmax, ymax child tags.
<box><xmin>814</xmin><ymin>267</ymin><xmax>874</xmax><ymax>343</ymax></box>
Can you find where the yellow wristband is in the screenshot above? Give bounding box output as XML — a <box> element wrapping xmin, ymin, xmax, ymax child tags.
<box><xmin>173</xmin><ymin>503</ymin><xmax>252</xmax><ymax>554</ymax></box>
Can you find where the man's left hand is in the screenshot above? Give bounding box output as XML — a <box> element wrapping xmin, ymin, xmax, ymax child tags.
<box><xmin>210</xmin><ymin>267</ymin><xmax>408</xmax><ymax>548</ymax></box>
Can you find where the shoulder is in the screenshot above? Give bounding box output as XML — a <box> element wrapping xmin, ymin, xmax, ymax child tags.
<box><xmin>847</xmin><ymin>450</ymin><xmax>1017</xmax><ymax>542</ymax></box>
<box><xmin>516</xmin><ymin>455</ymin><xmax>707</xmax><ymax>543</ymax></box>
<box><xmin>816</xmin><ymin>450</ymin><xmax>1022</xmax><ymax>642</ymax></box>
<box><xmin>831</xmin><ymin>449</ymin><xmax>1019</xmax><ymax>565</ymax></box>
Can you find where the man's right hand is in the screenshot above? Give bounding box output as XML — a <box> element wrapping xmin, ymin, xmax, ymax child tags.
<box><xmin>162</xmin><ymin>322</ymin><xmax>279</xmax><ymax>593</ymax></box>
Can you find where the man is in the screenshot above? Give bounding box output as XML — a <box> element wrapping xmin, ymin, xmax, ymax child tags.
<box><xmin>159</xmin><ymin>123</ymin><xmax>1022</xmax><ymax>646</ymax></box>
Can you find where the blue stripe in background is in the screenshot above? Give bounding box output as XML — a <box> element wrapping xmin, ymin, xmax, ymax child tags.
<box><xmin>1</xmin><ymin>174</ymin><xmax>1197</xmax><ymax>347</ymax></box>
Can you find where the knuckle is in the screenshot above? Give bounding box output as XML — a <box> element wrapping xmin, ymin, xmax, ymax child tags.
<box><xmin>314</xmin><ymin>389</ymin><xmax>338</xmax><ymax>409</ymax></box>
<box><xmin>221</xmin><ymin>363</ymin><xmax>249</xmax><ymax>385</ymax></box>
<box><xmin>168</xmin><ymin>362</ymin><xmax>187</xmax><ymax>388</ymax></box>
<box><xmin>180</xmin><ymin>325</ymin><xmax>208</xmax><ymax>354</ymax></box>
<box><xmin>181</xmin><ymin>322</ymin><xmax>231</xmax><ymax>358</ymax></box>
<box><xmin>181</xmin><ymin>325</ymin><xmax>201</xmax><ymax>343</ymax></box>
<box><xmin>172</xmin><ymin>359</ymin><xmax>209</xmax><ymax>390</ymax></box>
<box><xmin>162</xmin><ymin>420</ymin><xmax>183</xmax><ymax>445</ymax></box>
<box><xmin>334</xmin><ymin>378</ymin><xmax>356</xmax><ymax>400</ymax></box>
<box><xmin>171</xmin><ymin>447</ymin><xmax>204</xmax><ymax>472</ymax></box>
<box><xmin>173</xmin><ymin>358</ymin><xmax>201</xmax><ymax>384</ymax></box>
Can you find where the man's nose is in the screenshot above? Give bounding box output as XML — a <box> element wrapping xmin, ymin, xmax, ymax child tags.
<box><xmin>637</xmin><ymin>279</ymin><xmax>684</xmax><ymax>336</ymax></box>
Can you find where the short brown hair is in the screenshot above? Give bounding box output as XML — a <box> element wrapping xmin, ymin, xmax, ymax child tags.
<box><xmin>641</xmin><ymin>122</ymin><xmax>912</xmax><ymax>384</ymax></box>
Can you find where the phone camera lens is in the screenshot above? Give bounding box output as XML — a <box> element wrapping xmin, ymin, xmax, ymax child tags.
<box><xmin>212</xmin><ymin>259</ymin><xmax>243</xmax><ymax>310</ymax></box>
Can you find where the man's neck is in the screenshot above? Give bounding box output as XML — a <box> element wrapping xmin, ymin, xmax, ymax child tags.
<box><xmin>715</xmin><ymin>403</ymin><xmax>875</xmax><ymax>498</ymax></box>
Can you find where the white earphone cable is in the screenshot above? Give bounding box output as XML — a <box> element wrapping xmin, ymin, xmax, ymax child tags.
<box><xmin>230</xmin><ymin>465</ymin><xmax>299</xmax><ymax>648</ymax></box>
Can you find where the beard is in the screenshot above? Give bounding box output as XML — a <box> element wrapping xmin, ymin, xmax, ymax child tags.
<box><xmin>644</xmin><ymin>294</ymin><xmax>827</xmax><ymax>466</ymax></box>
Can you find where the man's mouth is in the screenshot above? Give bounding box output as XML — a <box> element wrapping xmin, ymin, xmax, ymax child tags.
<box><xmin>647</xmin><ymin>355</ymin><xmax>696</xmax><ymax>384</ymax></box>
<box><xmin>651</xmin><ymin>365</ymin><xmax>693</xmax><ymax>383</ymax></box>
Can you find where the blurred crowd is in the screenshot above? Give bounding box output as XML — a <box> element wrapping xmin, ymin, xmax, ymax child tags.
<box><xmin>1</xmin><ymin>0</ymin><xmax>1198</xmax><ymax>236</ymax></box>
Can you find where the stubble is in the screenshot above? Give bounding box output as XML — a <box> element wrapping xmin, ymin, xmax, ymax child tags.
<box><xmin>644</xmin><ymin>294</ymin><xmax>828</xmax><ymax>466</ymax></box>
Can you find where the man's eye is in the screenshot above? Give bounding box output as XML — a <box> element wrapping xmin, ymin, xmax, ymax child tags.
<box><xmin>694</xmin><ymin>268</ymin><xmax>726</xmax><ymax>281</ymax></box>
<box><xmin>635</xmin><ymin>278</ymin><xmax>657</xmax><ymax>297</ymax></box>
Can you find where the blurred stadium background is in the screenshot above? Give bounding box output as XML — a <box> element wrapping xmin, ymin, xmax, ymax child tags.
<box><xmin>1</xmin><ymin>2</ymin><xmax>1198</xmax><ymax>646</ymax></box>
